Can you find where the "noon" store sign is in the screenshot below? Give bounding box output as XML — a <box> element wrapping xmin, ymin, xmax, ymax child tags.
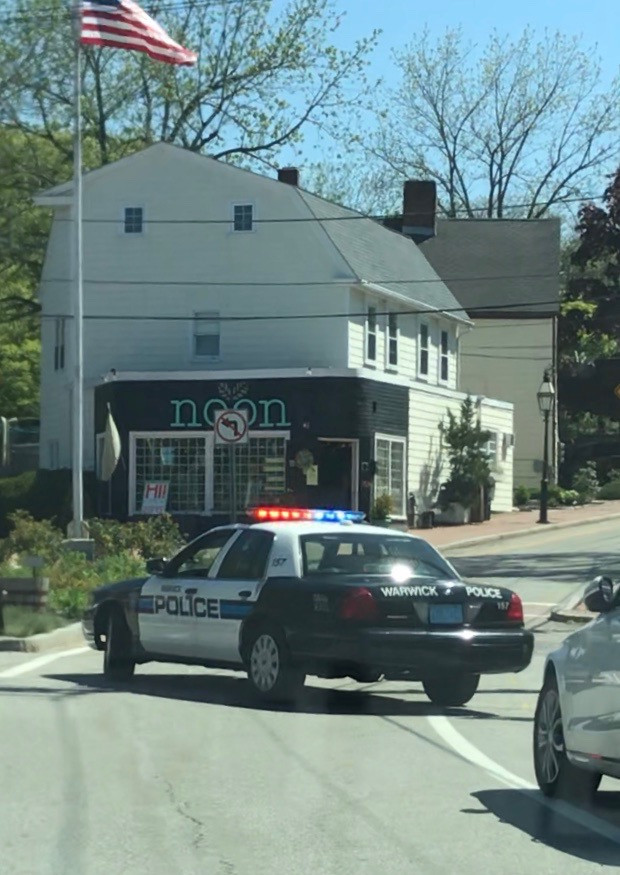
<box><xmin>170</xmin><ymin>397</ymin><xmax>291</xmax><ymax>429</ymax></box>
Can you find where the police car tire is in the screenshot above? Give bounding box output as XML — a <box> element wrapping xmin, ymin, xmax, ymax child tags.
<box><xmin>533</xmin><ymin>673</ymin><xmax>601</xmax><ymax>799</ymax></box>
<box><xmin>422</xmin><ymin>673</ymin><xmax>479</xmax><ymax>707</ymax></box>
<box><xmin>103</xmin><ymin>610</ymin><xmax>135</xmax><ymax>683</ymax></box>
<box><xmin>246</xmin><ymin>623</ymin><xmax>305</xmax><ymax>702</ymax></box>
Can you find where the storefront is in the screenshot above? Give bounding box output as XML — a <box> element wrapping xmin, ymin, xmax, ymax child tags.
<box><xmin>95</xmin><ymin>373</ymin><xmax>409</xmax><ymax>536</ymax></box>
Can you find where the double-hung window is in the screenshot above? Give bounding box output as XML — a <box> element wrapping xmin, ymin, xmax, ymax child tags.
<box><xmin>440</xmin><ymin>330</ymin><xmax>449</xmax><ymax>382</ymax></box>
<box><xmin>193</xmin><ymin>312</ymin><xmax>220</xmax><ymax>359</ymax></box>
<box><xmin>386</xmin><ymin>312</ymin><xmax>398</xmax><ymax>368</ymax></box>
<box><xmin>366</xmin><ymin>305</ymin><xmax>377</xmax><ymax>362</ymax></box>
<box><xmin>233</xmin><ymin>204</ymin><xmax>253</xmax><ymax>232</ymax></box>
<box><xmin>124</xmin><ymin>206</ymin><xmax>143</xmax><ymax>234</ymax></box>
<box><xmin>419</xmin><ymin>322</ymin><xmax>429</xmax><ymax>377</ymax></box>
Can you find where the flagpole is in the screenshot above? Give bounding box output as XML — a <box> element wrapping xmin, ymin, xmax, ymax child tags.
<box><xmin>71</xmin><ymin>0</ymin><xmax>84</xmax><ymax>538</ymax></box>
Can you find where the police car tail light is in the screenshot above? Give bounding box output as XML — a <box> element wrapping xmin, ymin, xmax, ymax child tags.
<box><xmin>506</xmin><ymin>592</ymin><xmax>523</xmax><ymax>623</ymax></box>
<box><xmin>339</xmin><ymin>587</ymin><xmax>379</xmax><ymax>621</ymax></box>
<box><xmin>250</xmin><ymin>507</ymin><xmax>365</xmax><ymax>523</ymax></box>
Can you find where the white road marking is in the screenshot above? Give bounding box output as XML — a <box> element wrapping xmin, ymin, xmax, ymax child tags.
<box><xmin>427</xmin><ymin>714</ymin><xmax>620</xmax><ymax>845</ymax></box>
<box><xmin>523</xmin><ymin>602</ymin><xmax>556</xmax><ymax>607</ymax></box>
<box><xmin>0</xmin><ymin>647</ymin><xmax>90</xmax><ymax>679</ymax></box>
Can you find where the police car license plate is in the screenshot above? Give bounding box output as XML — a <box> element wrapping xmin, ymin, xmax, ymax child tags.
<box><xmin>429</xmin><ymin>604</ymin><xmax>463</xmax><ymax>625</ymax></box>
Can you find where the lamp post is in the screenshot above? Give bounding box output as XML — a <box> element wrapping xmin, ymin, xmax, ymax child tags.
<box><xmin>537</xmin><ymin>370</ymin><xmax>555</xmax><ymax>524</ymax></box>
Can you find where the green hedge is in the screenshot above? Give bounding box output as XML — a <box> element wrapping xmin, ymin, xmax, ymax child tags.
<box><xmin>0</xmin><ymin>469</ymin><xmax>97</xmax><ymax>537</ymax></box>
<box><xmin>599</xmin><ymin>479</ymin><xmax>620</xmax><ymax>500</ymax></box>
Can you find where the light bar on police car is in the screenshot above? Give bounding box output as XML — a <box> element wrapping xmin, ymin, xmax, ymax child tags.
<box><xmin>249</xmin><ymin>507</ymin><xmax>365</xmax><ymax>522</ymax></box>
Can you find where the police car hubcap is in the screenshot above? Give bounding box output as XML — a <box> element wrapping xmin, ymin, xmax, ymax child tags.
<box><xmin>537</xmin><ymin>689</ymin><xmax>564</xmax><ymax>784</ymax></box>
<box><xmin>250</xmin><ymin>634</ymin><xmax>279</xmax><ymax>691</ymax></box>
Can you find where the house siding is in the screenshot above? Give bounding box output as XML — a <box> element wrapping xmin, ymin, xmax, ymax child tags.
<box><xmin>459</xmin><ymin>318</ymin><xmax>553</xmax><ymax>489</ymax></box>
<box><xmin>408</xmin><ymin>384</ymin><xmax>513</xmax><ymax>514</ymax></box>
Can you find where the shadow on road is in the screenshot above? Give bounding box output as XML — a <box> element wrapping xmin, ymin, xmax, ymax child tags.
<box><xmin>470</xmin><ymin>788</ymin><xmax>620</xmax><ymax>866</ymax></box>
<box><xmin>452</xmin><ymin>550</ymin><xmax>620</xmax><ymax>584</ymax></box>
<box><xmin>37</xmin><ymin>671</ymin><xmax>532</xmax><ymax>721</ymax></box>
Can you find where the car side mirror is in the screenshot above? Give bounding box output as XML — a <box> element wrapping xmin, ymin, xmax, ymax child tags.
<box><xmin>584</xmin><ymin>576</ymin><xmax>615</xmax><ymax>614</ymax></box>
<box><xmin>146</xmin><ymin>557</ymin><xmax>167</xmax><ymax>576</ymax></box>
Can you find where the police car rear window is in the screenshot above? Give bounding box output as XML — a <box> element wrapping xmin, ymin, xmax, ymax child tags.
<box><xmin>300</xmin><ymin>534</ymin><xmax>459</xmax><ymax>579</ymax></box>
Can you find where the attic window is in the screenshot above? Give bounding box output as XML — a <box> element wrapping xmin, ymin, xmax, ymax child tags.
<box><xmin>233</xmin><ymin>204</ymin><xmax>253</xmax><ymax>232</ymax></box>
<box><xmin>124</xmin><ymin>207</ymin><xmax>143</xmax><ymax>234</ymax></box>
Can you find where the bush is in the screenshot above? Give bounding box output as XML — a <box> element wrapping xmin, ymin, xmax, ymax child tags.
<box><xmin>0</xmin><ymin>510</ymin><xmax>63</xmax><ymax>564</ymax></box>
<box><xmin>513</xmin><ymin>485</ymin><xmax>530</xmax><ymax>506</ymax></box>
<box><xmin>371</xmin><ymin>493</ymin><xmax>393</xmax><ymax>520</ymax></box>
<box><xmin>572</xmin><ymin>462</ymin><xmax>599</xmax><ymax>503</ymax></box>
<box><xmin>87</xmin><ymin>514</ymin><xmax>183</xmax><ymax>560</ymax></box>
<box><xmin>47</xmin><ymin>552</ymin><xmax>147</xmax><ymax>619</ymax></box>
<box><xmin>598</xmin><ymin>479</ymin><xmax>620</xmax><ymax>500</ymax></box>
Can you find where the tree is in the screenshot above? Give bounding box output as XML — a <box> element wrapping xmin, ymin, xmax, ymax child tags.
<box><xmin>438</xmin><ymin>397</ymin><xmax>492</xmax><ymax>510</ymax></box>
<box><xmin>370</xmin><ymin>27</ymin><xmax>620</xmax><ymax>219</ymax></box>
<box><xmin>559</xmin><ymin>167</ymin><xmax>620</xmax><ymax>373</ymax></box>
<box><xmin>1</xmin><ymin>0</ymin><xmax>378</xmax><ymax>170</ymax></box>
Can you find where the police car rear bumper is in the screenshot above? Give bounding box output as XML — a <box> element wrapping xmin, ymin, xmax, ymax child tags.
<box><xmin>291</xmin><ymin>627</ymin><xmax>534</xmax><ymax>676</ymax></box>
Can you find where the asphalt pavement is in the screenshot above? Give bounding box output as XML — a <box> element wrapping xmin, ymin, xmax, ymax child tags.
<box><xmin>2</xmin><ymin>519</ymin><xmax>620</xmax><ymax>875</ymax></box>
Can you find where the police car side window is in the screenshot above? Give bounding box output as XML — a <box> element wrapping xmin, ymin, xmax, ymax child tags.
<box><xmin>168</xmin><ymin>529</ymin><xmax>236</xmax><ymax>578</ymax></box>
<box><xmin>216</xmin><ymin>530</ymin><xmax>274</xmax><ymax>580</ymax></box>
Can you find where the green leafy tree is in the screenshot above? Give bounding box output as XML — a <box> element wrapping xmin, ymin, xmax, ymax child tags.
<box><xmin>439</xmin><ymin>397</ymin><xmax>492</xmax><ymax>509</ymax></box>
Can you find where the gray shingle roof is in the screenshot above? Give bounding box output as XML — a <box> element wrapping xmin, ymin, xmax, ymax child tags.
<box><xmin>419</xmin><ymin>218</ymin><xmax>560</xmax><ymax>316</ymax></box>
<box><xmin>296</xmin><ymin>189</ymin><xmax>469</xmax><ymax>321</ymax></box>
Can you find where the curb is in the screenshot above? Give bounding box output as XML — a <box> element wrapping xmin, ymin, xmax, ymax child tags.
<box><xmin>440</xmin><ymin>510</ymin><xmax>620</xmax><ymax>554</ymax></box>
<box><xmin>549</xmin><ymin>608</ymin><xmax>595</xmax><ymax>624</ymax></box>
<box><xmin>0</xmin><ymin>622</ymin><xmax>84</xmax><ymax>653</ymax></box>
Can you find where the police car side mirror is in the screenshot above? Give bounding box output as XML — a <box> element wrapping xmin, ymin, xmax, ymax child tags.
<box><xmin>146</xmin><ymin>557</ymin><xmax>167</xmax><ymax>576</ymax></box>
<box><xmin>584</xmin><ymin>576</ymin><xmax>615</xmax><ymax>614</ymax></box>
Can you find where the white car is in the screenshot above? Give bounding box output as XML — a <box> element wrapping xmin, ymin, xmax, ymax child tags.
<box><xmin>533</xmin><ymin>575</ymin><xmax>618</xmax><ymax>798</ymax></box>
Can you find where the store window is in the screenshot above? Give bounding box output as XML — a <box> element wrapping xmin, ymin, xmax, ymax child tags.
<box><xmin>213</xmin><ymin>436</ymin><xmax>287</xmax><ymax>512</ymax></box>
<box><xmin>374</xmin><ymin>435</ymin><xmax>406</xmax><ymax>518</ymax></box>
<box><xmin>132</xmin><ymin>435</ymin><xmax>206</xmax><ymax>514</ymax></box>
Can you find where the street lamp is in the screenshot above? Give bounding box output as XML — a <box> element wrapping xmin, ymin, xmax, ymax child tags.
<box><xmin>537</xmin><ymin>370</ymin><xmax>555</xmax><ymax>524</ymax></box>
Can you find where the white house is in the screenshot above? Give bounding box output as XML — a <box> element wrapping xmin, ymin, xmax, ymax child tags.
<box><xmin>34</xmin><ymin>143</ymin><xmax>513</xmax><ymax>530</ymax></box>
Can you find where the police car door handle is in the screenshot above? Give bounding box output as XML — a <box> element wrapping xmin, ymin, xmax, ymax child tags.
<box><xmin>238</xmin><ymin>590</ymin><xmax>251</xmax><ymax>599</ymax></box>
<box><xmin>185</xmin><ymin>587</ymin><xmax>198</xmax><ymax>595</ymax></box>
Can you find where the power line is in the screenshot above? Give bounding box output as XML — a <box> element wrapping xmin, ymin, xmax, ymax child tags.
<box><xmin>32</xmin><ymin>297</ymin><xmax>562</xmax><ymax>322</ymax></box>
<box><xmin>0</xmin><ymin>0</ymin><xmax>238</xmax><ymax>27</ymax></box>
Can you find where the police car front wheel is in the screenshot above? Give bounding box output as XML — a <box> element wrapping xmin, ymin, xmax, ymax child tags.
<box><xmin>246</xmin><ymin>625</ymin><xmax>305</xmax><ymax>701</ymax></box>
<box><xmin>103</xmin><ymin>610</ymin><xmax>135</xmax><ymax>683</ymax></box>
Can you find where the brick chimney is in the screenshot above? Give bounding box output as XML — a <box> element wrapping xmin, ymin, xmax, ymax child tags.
<box><xmin>277</xmin><ymin>167</ymin><xmax>299</xmax><ymax>186</ymax></box>
<box><xmin>402</xmin><ymin>180</ymin><xmax>436</xmax><ymax>242</ymax></box>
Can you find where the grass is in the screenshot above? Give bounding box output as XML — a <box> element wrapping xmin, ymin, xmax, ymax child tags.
<box><xmin>0</xmin><ymin>606</ymin><xmax>71</xmax><ymax>638</ymax></box>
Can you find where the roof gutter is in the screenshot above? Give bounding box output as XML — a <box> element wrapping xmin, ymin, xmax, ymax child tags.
<box><xmin>357</xmin><ymin>280</ymin><xmax>472</xmax><ymax>325</ymax></box>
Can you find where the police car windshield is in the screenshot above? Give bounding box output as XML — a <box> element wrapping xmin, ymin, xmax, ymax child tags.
<box><xmin>300</xmin><ymin>534</ymin><xmax>459</xmax><ymax>580</ymax></box>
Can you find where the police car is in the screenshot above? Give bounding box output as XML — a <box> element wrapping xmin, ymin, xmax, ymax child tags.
<box><xmin>83</xmin><ymin>507</ymin><xmax>534</xmax><ymax>705</ymax></box>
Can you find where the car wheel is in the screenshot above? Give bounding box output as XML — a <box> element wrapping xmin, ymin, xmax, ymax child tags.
<box><xmin>103</xmin><ymin>609</ymin><xmax>135</xmax><ymax>683</ymax></box>
<box><xmin>246</xmin><ymin>624</ymin><xmax>305</xmax><ymax>702</ymax></box>
<box><xmin>422</xmin><ymin>673</ymin><xmax>480</xmax><ymax>707</ymax></box>
<box><xmin>533</xmin><ymin>673</ymin><xmax>601</xmax><ymax>799</ymax></box>
<box><xmin>350</xmin><ymin>668</ymin><xmax>384</xmax><ymax>684</ymax></box>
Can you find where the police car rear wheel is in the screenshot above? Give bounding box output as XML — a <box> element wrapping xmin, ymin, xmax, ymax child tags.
<box><xmin>103</xmin><ymin>610</ymin><xmax>135</xmax><ymax>683</ymax></box>
<box><xmin>247</xmin><ymin>626</ymin><xmax>305</xmax><ymax>701</ymax></box>
<box><xmin>422</xmin><ymin>673</ymin><xmax>479</xmax><ymax>707</ymax></box>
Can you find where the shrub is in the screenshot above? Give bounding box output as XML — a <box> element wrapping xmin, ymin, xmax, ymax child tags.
<box><xmin>559</xmin><ymin>488</ymin><xmax>579</xmax><ymax>505</ymax></box>
<box><xmin>572</xmin><ymin>462</ymin><xmax>599</xmax><ymax>503</ymax></box>
<box><xmin>0</xmin><ymin>510</ymin><xmax>63</xmax><ymax>564</ymax></box>
<box><xmin>598</xmin><ymin>479</ymin><xmax>620</xmax><ymax>500</ymax></box>
<box><xmin>87</xmin><ymin>514</ymin><xmax>183</xmax><ymax>560</ymax></box>
<box><xmin>47</xmin><ymin>552</ymin><xmax>146</xmax><ymax>619</ymax></box>
<box><xmin>371</xmin><ymin>493</ymin><xmax>393</xmax><ymax>520</ymax></box>
<box><xmin>513</xmin><ymin>485</ymin><xmax>530</xmax><ymax>506</ymax></box>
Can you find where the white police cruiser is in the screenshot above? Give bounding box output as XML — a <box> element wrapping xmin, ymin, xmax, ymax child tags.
<box><xmin>83</xmin><ymin>507</ymin><xmax>533</xmax><ymax>704</ymax></box>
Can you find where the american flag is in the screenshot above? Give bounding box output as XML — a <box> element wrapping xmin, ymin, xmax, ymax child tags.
<box><xmin>80</xmin><ymin>0</ymin><xmax>197</xmax><ymax>66</ymax></box>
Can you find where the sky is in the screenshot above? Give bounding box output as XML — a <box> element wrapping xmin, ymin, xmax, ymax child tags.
<box><xmin>330</xmin><ymin>0</ymin><xmax>619</xmax><ymax>89</ymax></box>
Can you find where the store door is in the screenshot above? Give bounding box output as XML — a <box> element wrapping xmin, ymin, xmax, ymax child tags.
<box><xmin>315</xmin><ymin>440</ymin><xmax>355</xmax><ymax>509</ymax></box>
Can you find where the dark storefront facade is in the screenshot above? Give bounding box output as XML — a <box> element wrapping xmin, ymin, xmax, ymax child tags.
<box><xmin>95</xmin><ymin>374</ymin><xmax>409</xmax><ymax>537</ymax></box>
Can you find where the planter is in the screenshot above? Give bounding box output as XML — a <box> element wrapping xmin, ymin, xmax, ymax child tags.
<box><xmin>370</xmin><ymin>517</ymin><xmax>392</xmax><ymax>528</ymax></box>
<box><xmin>440</xmin><ymin>503</ymin><xmax>471</xmax><ymax>525</ymax></box>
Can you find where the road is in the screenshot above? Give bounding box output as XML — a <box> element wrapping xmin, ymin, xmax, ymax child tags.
<box><xmin>1</xmin><ymin>518</ymin><xmax>620</xmax><ymax>874</ymax></box>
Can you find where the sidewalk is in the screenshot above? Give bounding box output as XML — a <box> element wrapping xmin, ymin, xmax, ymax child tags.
<box><xmin>412</xmin><ymin>499</ymin><xmax>620</xmax><ymax>552</ymax></box>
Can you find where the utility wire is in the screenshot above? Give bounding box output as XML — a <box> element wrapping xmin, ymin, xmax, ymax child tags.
<box><xmin>40</xmin><ymin>274</ymin><xmax>560</xmax><ymax>287</ymax></box>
